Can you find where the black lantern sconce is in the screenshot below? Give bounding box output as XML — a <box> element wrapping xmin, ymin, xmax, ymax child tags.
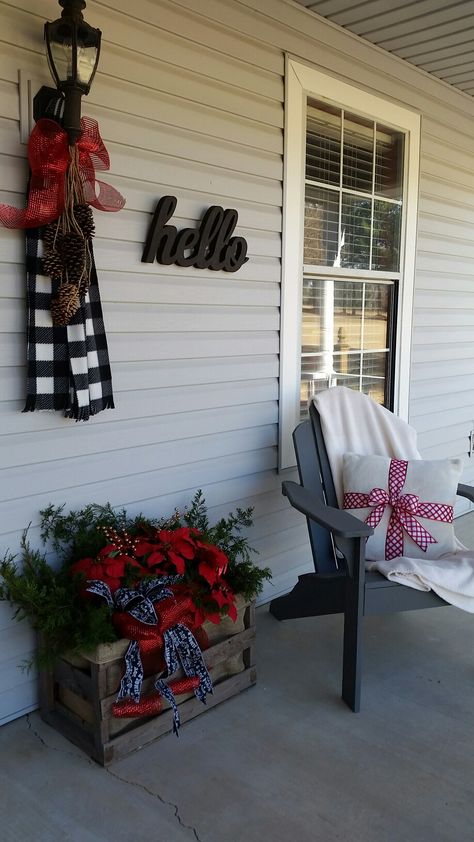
<box><xmin>44</xmin><ymin>0</ymin><xmax>101</xmax><ymax>144</ymax></box>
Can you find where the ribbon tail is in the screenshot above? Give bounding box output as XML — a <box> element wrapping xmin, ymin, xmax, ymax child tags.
<box><xmin>170</xmin><ymin>624</ymin><xmax>213</xmax><ymax>702</ymax></box>
<box><xmin>155</xmin><ymin>678</ymin><xmax>180</xmax><ymax>735</ymax></box>
<box><xmin>117</xmin><ymin>640</ymin><xmax>143</xmax><ymax>703</ymax></box>
<box><xmin>385</xmin><ymin>513</ymin><xmax>404</xmax><ymax>560</ymax></box>
<box><xmin>82</xmin><ymin>178</ymin><xmax>125</xmax><ymax>213</ymax></box>
<box><xmin>398</xmin><ymin>512</ymin><xmax>438</xmax><ymax>553</ymax></box>
<box><xmin>0</xmin><ymin>177</ymin><xmax>66</xmax><ymax>228</ymax></box>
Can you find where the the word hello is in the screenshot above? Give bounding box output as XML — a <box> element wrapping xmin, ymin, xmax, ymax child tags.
<box><xmin>142</xmin><ymin>196</ymin><xmax>248</xmax><ymax>273</ymax></box>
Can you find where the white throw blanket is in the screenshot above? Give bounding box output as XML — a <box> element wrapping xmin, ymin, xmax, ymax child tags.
<box><xmin>314</xmin><ymin>386</ymin><xmax>474</xmax><ymax>612</ymax></box>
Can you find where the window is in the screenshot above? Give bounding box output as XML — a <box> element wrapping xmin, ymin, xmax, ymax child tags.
<box><xmin>280</xmin><ymin>61</ymin><xmax>420</xmax><ymax>469</ymax></box>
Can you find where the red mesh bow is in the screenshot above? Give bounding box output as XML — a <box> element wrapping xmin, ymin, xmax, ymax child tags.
<box><xmin>0</xmin><ymin>117</ymin><xmax>125</xmax><ymax>229</ymax></box>
<box><xmin>344</xmin><ymin>459</ymin><xmax>454</xmax><ymax>560</ymax></box>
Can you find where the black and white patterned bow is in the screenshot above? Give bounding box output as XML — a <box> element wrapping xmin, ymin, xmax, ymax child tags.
<box><xmin>86</xmin><ymin>574</ymin><xmax>213</xmax><ymax>730</ymax></box>
<box><xmin>157</xmin><ymin>623</ymin><xmax>213</xmax><ymax>734</ymax></box>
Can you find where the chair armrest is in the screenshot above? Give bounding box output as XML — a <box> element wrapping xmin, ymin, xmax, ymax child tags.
<box><xmin>457</xmin><ymin>483</ymin><xmax>474</xmax><ymax>504</ymax></box>
<box><xmin>282</xmin><ymin>481</ymin><xmax>373</xmax><ymax>539</ymax></box>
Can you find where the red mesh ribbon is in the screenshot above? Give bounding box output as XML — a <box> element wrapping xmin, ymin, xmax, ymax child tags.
<box><xmin>113</xmin><ymin>594</ymin><xmax>198</xmax><ymax>647</ymax></box>
<box><xmin>112</xmin><ymin>677</ymin><xmax>200</xmax><ymax>718</ymax></box>
<box><xmin>343</xmin><ymin>459</ymin><xmax>454</xmax><ymax>560</ymax></box>
<box><xmin>0</xmin><ymin>116</ymin><xmax>125</xmax><ymax>229</ymax></box>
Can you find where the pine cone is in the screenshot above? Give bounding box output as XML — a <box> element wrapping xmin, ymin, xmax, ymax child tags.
<box><xmin>42</xmin><ymin>246</ymin><xmax>64</xmax><ymax>282</ymax></box>
<box><xmin>74</xmin><ymin>204</ymin><xmax>95</xmax><ymax>240</ymax></box>
<box><xmin>51</xmin><ymin>283</ymin><xmax>80</xmax><ymax>326</ymax></box>
<box><xmin>56</xmin><ymin>232</ymin><xmax>87</xmax><ymax>285</ymax></box>
<box><xmin>43</xmin><ymin>222</ymin><xmax>60</xmax><ymax>248</ymax></box>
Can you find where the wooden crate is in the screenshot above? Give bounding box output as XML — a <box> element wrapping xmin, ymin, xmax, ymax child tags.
<box><xmin>39</xmin><ymin>596</ymin><xmax>256</xmax><ymax>765</ymax></box>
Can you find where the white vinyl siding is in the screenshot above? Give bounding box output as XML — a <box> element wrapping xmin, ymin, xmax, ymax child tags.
<box><xmin>0</xmin><ymin>0</ymin><xmax>474</xmax><ymax>723</ymax></box>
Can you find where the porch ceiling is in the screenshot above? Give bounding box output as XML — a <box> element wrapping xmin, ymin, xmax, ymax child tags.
<box><xmin>294</xmin><ymin>0</ymin><xmax>474</xmax><ymax>98</ymax></box>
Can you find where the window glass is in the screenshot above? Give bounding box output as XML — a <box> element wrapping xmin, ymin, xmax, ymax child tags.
<box><xmin>372</xmin><ymin>200</ymin><xmax>401</xmax><ymax>272</ymax></box>
<box><xmin>306</xmin><ymin>100</ymin><xmax>341</xmax><ymax>186</ymax></box>
<box><xmin>342</xmin><ymin>112</ymin><xmax>373</xmax><ymax>194</ymax></box>
<box><xmin>300</xmin><ymin>277</ymin><xmax>394</xmax><ymax>418</ymax></box>
<box><xmin>304</xmin><ymin>186</ymin><xmax>339</xmax><ymax>266</ymax></box>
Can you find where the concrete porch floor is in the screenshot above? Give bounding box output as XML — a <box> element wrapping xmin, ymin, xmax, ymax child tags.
<box><xmin>1</xmin><ymin>514</ymin><xmax>474</xmax><ymax>842</ymax></box>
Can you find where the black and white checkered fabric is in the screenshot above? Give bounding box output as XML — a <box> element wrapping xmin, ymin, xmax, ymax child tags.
<box><xmin>24</xmin><ymin>227</ymin><xmax>114</xmax><ymax>420</ymax></box>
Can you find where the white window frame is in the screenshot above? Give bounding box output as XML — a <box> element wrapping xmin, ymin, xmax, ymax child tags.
<box><xmin>279</xmin><ymin>58</ymin><xmax>421</xmax><ymax>470</ymax></box>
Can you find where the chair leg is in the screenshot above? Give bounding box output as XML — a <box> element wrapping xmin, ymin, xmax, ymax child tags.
<box><xmin>341</xmin><ymin>574</ymin><xmax>364</xmax><ymax>712</ymax></box>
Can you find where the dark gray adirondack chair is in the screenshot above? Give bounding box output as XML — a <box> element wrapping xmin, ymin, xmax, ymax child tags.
<box><xmin>270</xmin><ymin>401</ymin><xmax>474</xmax><ymax>712</ymax></box>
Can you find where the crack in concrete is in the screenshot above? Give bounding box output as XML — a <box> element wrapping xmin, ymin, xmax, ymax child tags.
<box><xmin>25</xmin><ymin>715</ymin><xmax>204</xmax><ymax>842</ymax></box>
<box><xmin>25</xmin><ymin>715</ymin><xmax>95</xmax><ymax>766</ymax></box>
<box><xmin>105</xmin><ymin>766</ymin><xmax>205</xmax><ymax>842</ymax></box>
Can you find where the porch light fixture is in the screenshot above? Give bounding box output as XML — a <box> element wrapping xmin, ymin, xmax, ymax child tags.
<box><xmin>44</xmin><ymin>0</ymin><xmax>101</xmax><ymax>144</ymax></box>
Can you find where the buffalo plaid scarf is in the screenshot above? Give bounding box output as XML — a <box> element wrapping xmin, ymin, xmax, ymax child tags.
<box><xmin>24</xmin><ymin>226</ymin><xmax>114</xmax><ymax>420</ymax></box>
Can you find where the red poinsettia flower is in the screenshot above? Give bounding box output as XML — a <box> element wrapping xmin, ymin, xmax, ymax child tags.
<box><xmin>144</xmin><ymin>527</ymin><xmax>198</xmax><ymax>574</ymax></box>
<box><xmin>133</xmin><ymin>541</ymin><xmax>157</xmax><ymax>557</ymax></box>
<box><xmin>70</xmin><ymin>550</ymin><xmax>140</xmax><ymax>593</ymax></box>
<box><xmin>210</xmin><ymin>585</ymin><xmax>237</xmax><ymax>621</ymax></box>
<box><xmin>196</xmin><ymin>542</ymin><xmax>229</xmax><ymax>586</ymax></box>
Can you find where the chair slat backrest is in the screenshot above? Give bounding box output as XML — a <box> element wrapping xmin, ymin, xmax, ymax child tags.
<box><xmin>309</xmin><ymin>401</ymin><xmax>338</xmax><ymax>509</ymax></box>
<box><xmin>293</xmin><ymin>410</ymin><xmax>338</xmax><ymax>574</ymax></box>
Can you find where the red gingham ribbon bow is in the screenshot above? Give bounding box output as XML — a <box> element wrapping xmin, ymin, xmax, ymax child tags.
<box><xmin>343</xmin><ymin>459</ymin><xmax>454</xmax><ymax>560</ymax></box>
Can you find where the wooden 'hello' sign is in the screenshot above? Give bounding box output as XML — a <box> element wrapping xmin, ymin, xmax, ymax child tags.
<box><xmin>142</xmin><ymin>196</ymin><xmax>248</xmax><ymax>272</ymax></box>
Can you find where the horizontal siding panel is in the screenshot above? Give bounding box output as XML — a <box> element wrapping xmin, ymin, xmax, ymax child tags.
<box><xmin>118</xmin><ymin>189</ymin><xmax>283</xmax><ymax>233</ymax></box>
<box><xmin>0</xmin><ymin>299</ymin><xmax>279</xmax><ymax>334</ymax></box>
<box><xmin>94</xmin><ymin>246</ymin><xmax>280</xmax><ymax>282</ymax></box>
<box><xmin>422</xmin><ymin>135</ymin><xmax>474</xmax><ymax>176</ymax></box>
<box><xmin>8</xmin><ymin>377</ymin><xmax>278</xmax><ymax>421</ymax></box>
<box><xmin>420</xmin><ymin>196</ymin><xmax>474</xmax><ymax>225</ymax></box>
<box><xmin>411</xmin><ymin>404</ymin><xmax>474</xmax><ymax>435</ymax></box>
<box><xmin>1</xmin><ymin>330</ymin><xmax>278</xmax><ymax>372</ymax></box>
<box><xmin>421</xmin><ymin>156</ymin><xmax>474</xmax><ymax>194</ymax></box>
<box><xmin>0</xmin><ymin>656</ymin><xmax>36</xmax><ymax>697</ymax></box>
<box><xmin>0</xmin><ymin>682</ymin><xmax>37</xmax><ymax>726</ymax></box>
<box><xmin>420</xmin><ymin>179</ymin><xmax>474</xmax><ymax>212</ymax></box>
<box><xmin>88</xmin><ymin>108</ymin><xmax>282</xmax><ymax>181</ymax></box>
<box><xmin>0</xmin><ymin>426</ymin><xmax>278</xmax><ymax>504</ymax></box>
<box><xmin>0</xmin><ymin>448</ymin><xmax>279</xmax><ymax>537</ymax></box>
<box><xmin>1</xmin><ymin>361</ymin><xmax>278</xmax><ymax>420</ymax></box>
<box><xmin>415</xmin><ymin>290</ymin><xmax>474</xmax><ymax>310</ymax></box>
<box><xmin>418</xmin><ymin>216</ymin><xmax>474</xmax><ymax>245</ymax></box>
<box><xmin>83</xmin><ymin>145</ymin><xmax>282</xmax><ymax>205</ymax></box>
<box><xmin>96</xmin><ymin>0</ymin><xmax>284</xmax><ymax>74</ymax></box>
<box><xmin>413</xmin><ymin>310</ymin><xmax>474</xmax><ymax>329</ymax></box>
<box><xmin>411</xmin><ymin>394</ymin><xmax>474</xmax><ymax>423</ymax></box>
<box><xmin>411</xmin><ymin>326</ymin><xmax>474</xmax><ymax>347</ymax></box>
<box><xmin>0</xmin><ymin>469</ymin><xmax>286</xmax><ymax>545</ymax></box>
<box><xmin>0</xmin><ymin>268</ymin><xmax>281</xmax><ymax>306</ymax></box>
<box><xmin>0</xmin><ymin>403</ymin><xmax>278</xmax><ymax>470</ymax></box>
<box><xmin>415</xmin><ymin>252</ymin><xmax>474</xmax><ymax>276</ymax></box>
<box><xmin>412</xmin><ymin>358</ymin><xmax>474</xmax><ymax>380</ymax></box>
<box><xmin>414</xmin><ymin>272</ymin><xmax>474</xmax><ymax>294</ymax></box>
<box><xmin>411</xmin><ymin>374</ymin><xmax>474</xmax><ymax>401</ymax></box>
<box><xmin>412</xmin><ymin>342</ymin><xmax>474</xmax><ymax>364</ymax></box>
<box><xmin>92</xmin><ymin>65</ymin><xmax>284</xmax><ymax>130</ymax></box>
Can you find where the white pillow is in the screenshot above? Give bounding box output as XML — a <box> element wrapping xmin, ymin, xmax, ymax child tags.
<box><xmin>342</xmin><ymin>453</ymin><xmax>462</xmax><ymax>561</ymax></box>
